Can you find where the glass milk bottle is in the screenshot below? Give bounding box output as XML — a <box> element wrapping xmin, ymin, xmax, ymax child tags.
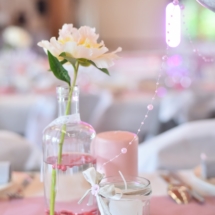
<box><xmin>42</xmin><ymin>86</ymin><xmax>97</xmax><ymax>215</ymax></box>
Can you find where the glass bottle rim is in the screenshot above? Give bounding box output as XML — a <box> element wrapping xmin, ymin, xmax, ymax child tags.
<box><xmin>56</xmin><ymin>85</ymin><xmax>79</xmax><ymax>97</ymax></box>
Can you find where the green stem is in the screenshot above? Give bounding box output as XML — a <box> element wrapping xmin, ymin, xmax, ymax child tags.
<box><xmin>50</xmin><ymin>169</ymin><xmax>56</xmax><ymax>215</ymax></box>
<box><xmin>49</xmin><ymin>62</ymin><xmax>79</xmax><ymax>215</ymax></box>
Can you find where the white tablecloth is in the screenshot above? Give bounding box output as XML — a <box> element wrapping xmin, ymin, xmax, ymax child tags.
<box><xmin>4</xmin><ymin>170</ymin><xmax>215</xmax><ymax>198</ymax></box>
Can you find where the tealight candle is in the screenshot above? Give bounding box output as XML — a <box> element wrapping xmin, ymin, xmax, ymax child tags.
<box><xmin>91</xmin><ymin>131</ymin><xmax>138</xmax><ymax>177</ymax></box>
<box><xmin>99</xmin><ymin>175</ymin><xmax>151</xmax><ymax>215</ymax></box>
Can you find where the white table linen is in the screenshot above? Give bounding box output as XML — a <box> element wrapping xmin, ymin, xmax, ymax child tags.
<box><xmin>8</xmin><ymin>170</ymin><xmax>215</xmax><ymax>198</ymax></box>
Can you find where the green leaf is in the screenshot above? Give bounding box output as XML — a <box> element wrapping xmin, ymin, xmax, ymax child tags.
<box><xmin>88</xmin><ymin>60</ymin><xmax>110</xmax><ymax>76</ymax></box>
<box><xmin>60</xmin><ymin>52</ymin><xmax>76</xmax><ymax>70</ymax></box>
<box><xmin>48</xmin><ymin>51</ymin><xmax>71</xmax><ymax>85</ymax></box>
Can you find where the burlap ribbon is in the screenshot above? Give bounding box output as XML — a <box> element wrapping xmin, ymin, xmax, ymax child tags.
<box><xmin>78</xmin><ymin>167</ymin><xmax>122</xmax><ymax>215</ymax></box>
<box><xmin>78</xmin><ymin>167</ymin><xmax>151</xmax><ymax>215</ymax></box>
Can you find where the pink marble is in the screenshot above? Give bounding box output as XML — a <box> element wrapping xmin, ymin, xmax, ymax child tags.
<box><xmin>91</xmin><ymin>131</ymin><xmax>138</xmax><ymax>177</ymax></box>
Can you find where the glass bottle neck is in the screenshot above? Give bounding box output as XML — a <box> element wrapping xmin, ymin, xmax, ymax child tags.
<box><xmin>56</xmin><ymin>86</ymin><xmax>79</xmax><ymax>117</ymax></box>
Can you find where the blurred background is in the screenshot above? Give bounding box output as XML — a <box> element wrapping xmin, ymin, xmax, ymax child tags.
<box><xmin>0</xmin><ymin>0</ymin><xmax>215</xmax><ymax>171</ymax></box>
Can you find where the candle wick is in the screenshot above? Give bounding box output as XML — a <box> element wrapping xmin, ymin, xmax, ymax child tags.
<box><xmin>119</xmin><ymin>171</ymin><xmax>127</xmax><ymax>191</ymax></box>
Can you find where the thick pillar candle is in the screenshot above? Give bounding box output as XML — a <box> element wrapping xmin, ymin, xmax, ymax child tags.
<box><xmin>91</xmin><ymin>131</ymin><xmax>138</xmax><ymax>176</ymax></box>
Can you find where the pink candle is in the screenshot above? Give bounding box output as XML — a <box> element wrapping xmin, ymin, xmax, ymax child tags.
<box><xmin>91</xmin><ymin>131</ymin><xmax>138</xmax><ymax>177</ymax></box>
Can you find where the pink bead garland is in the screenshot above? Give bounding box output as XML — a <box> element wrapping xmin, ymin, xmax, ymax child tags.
<box><xmin>99</xmin><ymin>0</ymin><xmax>214</xmax><ymax>172</ymax></box>
<box><xmin>52</xmin><ymin>164</ymin><xmax>67</xmax><ymax>171</ymax></box>
<box><xmin>147</xmin><ymin>104</ymin><xmax>154</xmax><ymax>110</ymax></box>
<box><xmin>121</xmin><ymin>148</ymin><xmax>127</xmax><ymax>154</ymax></box>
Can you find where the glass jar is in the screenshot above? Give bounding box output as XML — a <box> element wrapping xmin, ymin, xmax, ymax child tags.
<box><xmin>99</xmin><ymin>176</ymin><xmax>151</xmax><ymax>215</ymax></box>
<box><xmin>42</xmin><ymin>86</ymin><xmax>97</xmax><ymax>215</ymax></box>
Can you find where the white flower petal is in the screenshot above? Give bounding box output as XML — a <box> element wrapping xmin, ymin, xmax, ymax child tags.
<box><xmin>62</xmin><ymin>41</ymin><xmax>78</xmax><ymax>57</ymax></box>
<box><xmin>92</xmin><ymin>47</ymin><xmax>122</xmax><ymax>68</ymax></box>
<box><xmin>78</xmin><ymin>26</ymin><xmax>99</xmax><ymax>43</ymax></box>
<box><xmin>89</xmin><ymin>47</ymin><xmax>108</xmax><ymax>59</ymax></box>
<box><xmin>73</xmin><ymin>45</ymin><xmax>93</xmax><ymax>59</ymax></box>
<box><xmin>59</xmin><ymin>24</ymin><xmax>77</xmax><ymax>41</ymax></box>
<box><xmin>38</xmin><ymin>37</ymin><xmax>63</xmax><ymax>57</ymax></box>
<box><xmin>37</xmin><ymin>40</ymin><xmax>49</xmax><ymax>49</ymax></box>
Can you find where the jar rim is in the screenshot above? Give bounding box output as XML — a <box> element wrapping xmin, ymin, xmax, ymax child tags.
<box><xmin>99</xmin><ymin>175</ymin><xmax>151</xmax><ymax>190</ymax></box>
<box><xmin>99</xmin><ymin>175</ymin><xmax>151</xmax><ymax>199</ymax></box>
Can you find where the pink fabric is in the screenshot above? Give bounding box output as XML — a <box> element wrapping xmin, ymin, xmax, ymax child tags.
<box><xmin>0</xmin><ymin>87</ymin><xmax>15</xmax><ymax>94</ymax></box>
<box><xmin>0</xmin><ymin>196</ymin><xmax>215</xmax><ymax>215</ymax></box>
<box><xmin>0</xmin><ymin>197</ymin><xmax>96</xmax><ymax>215</ymax></box>
<box><xmin>0</xmin><ymin>197</ymin><xmax>46</xmax><ymax>215</ymax></box>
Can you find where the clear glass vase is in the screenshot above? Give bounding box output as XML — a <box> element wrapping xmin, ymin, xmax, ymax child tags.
<box><xmin>42</xmin><ymin>86</ymin><xmax>97</xmax><ymax>215</ymax></box>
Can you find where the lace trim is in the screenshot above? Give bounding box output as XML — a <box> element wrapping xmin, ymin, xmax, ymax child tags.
<box><xmin>43</xmin><ymin>113</ymin><xmax>80</xmax><ymax>132</ymax></box>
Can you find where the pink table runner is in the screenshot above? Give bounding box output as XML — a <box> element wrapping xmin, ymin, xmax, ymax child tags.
<box><xmin>150</xmin><ymin>196</ymin><xmax>215</xmax><ymax>215</ymax></box>
<box><xmin>0</xmin><ymin>196</ymin><xmax>215</xmax><ymax>215</ymax></box>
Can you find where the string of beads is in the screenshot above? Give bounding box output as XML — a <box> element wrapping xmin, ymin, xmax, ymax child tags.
<box><xmin>99</xmin><ymin>0</ymin><xmax>214</xmax><ymax>173</ymax></box>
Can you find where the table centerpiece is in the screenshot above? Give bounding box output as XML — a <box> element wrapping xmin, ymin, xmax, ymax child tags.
<box><xmin>38</xmin><ymin>24</ymin><xmax>121</xmax><ymax>215</ymax></box>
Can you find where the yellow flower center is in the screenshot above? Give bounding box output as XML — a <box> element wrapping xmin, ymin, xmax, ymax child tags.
<box><xmin>78</xmin><ymin>38</ymin><xmax>101</xmax><ymax>49</ymax></box>
<box><xmin>58</xmin><ymin>37</ymin><xmax>73</xmax><ymax>44</ymax></box>
<box><xmin>58</xmin><ymin>37</ymin><xmax>102</xmax><ymax>49</ymax></box>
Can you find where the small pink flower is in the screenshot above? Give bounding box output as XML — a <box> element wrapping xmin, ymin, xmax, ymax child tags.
<box><xmin>91</xmin><ymin>184</ymin><xmax>100</xmax><ymax>196</ymax></box>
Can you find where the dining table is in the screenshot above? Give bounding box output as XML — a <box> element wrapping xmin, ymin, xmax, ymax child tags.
<box><xmin>0</xmin><ymin>169</ymin><xmax>214</xmax><ymax>215</ymax></box>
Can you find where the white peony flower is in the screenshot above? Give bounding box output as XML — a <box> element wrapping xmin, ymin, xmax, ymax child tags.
<box><xmin>38</xmin><ymin>24</ymin><xmax>121</xmax><ymax>68</ymax></box>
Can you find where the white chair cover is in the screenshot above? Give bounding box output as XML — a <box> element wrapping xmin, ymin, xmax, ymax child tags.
<box><xmin>138</xmin><ymin>119</ymin><xmax>215</xmax><ymax>172</ymax></box>
<box><xmin>95</xmin><ymin>99</ymin><xmax>159</xmax><ymax>142</ymax></box>
<box><xmin>159</xmin><ymin>90</ymin><xmax>215</xmax><ymax>124</ymax></box>
<box><xmin>0</xmin><ymin>130</ymin><xmax>41</xmax><ymax>171</ymax></box>
<box><xmin>0</xmin><ymin>95</ymin><xmax>40</xmax><ymax>135</ymax></box>
<box><xmin>25</xmin><ymin>96</ymin><xmax>56</xmax><ymax>148</ymax></box>
<box><xmin>79</xmin><ymin>91</ymin><xmax>113</xmax><ymax>129</ymax></box>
